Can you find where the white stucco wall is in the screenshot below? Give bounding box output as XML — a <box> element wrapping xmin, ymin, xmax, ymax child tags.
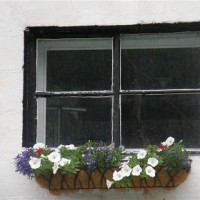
<box><xmin>1</xmin><ymin>1</ymin><xmax>200</xmax><ymax>199</ymax></box>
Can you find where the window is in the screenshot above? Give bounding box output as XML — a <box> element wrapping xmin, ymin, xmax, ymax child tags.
<box><xmin>23</xmin><ymin>24</ymin><xmax>200</xmax><ymax>150</ymax></box>
<box><xmin>36</xmin><ymin>39</ymin><xmax>113</xmax><ymax>147</ymax></box>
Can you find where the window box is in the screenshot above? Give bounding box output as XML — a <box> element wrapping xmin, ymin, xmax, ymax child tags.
<box><xmin>35</xmin><ymin>167</ymin><xmax>190</xmax><ymax>195</ymax></box>
<box><xmin>15</xmin><ymin>137</ymin><xmax>191</xmax><ymax>195</ymax></box>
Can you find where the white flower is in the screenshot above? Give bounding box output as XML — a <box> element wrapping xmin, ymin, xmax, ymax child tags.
<box><xmin>65</xmin><ymin>144</ymin><xmax>76</xmax><ymax>150</ymax></box>
<box><xmin>121</xmin><ymin>164</ymin><xmax>132</xmax><ymax>177</ymax></box>
<box><xmin>148</xmin><ymin>157</ymin><xmax>159</xmax><ymax>167</ymax></box>
<box><xmin>161</xmin><ymin>141</ymin><xmax>168</xmax><ymax>146</ymax></box>
<box><xmin>106</xmin><ymin>180</ymin><xmax>114</xmax><ymax>189</ymax></box>
<box><xmin>113</xmin><ymin>170</ymin><xmax>124</xmax><ymax>181</ymax></box>
<box><xmin>41</xmin><ymin>154</ymin><xmax>47</xmax><ymax>159</ymax></box>
<box><xmin>29</xmin><ymin>157</ymin><xmax>41</xmax><ymax>169</ymax></box>
<box><xmin>87</xmin><ymin>147</ymin><xmax>94</xmax><ymax>150</ymax></box>
<box><xmin>54</xmin><ymin>148</ymin><xmax>60</xmax><ymax>153</ymax></box>
<box><xmin>165</xmin><ymin>136</ymin><xmax>175</xmax><ymax>146</ymax></box>
<box><xmin>119</xmin><ymin>162</ymin><xmax>128</xmax><ymax>169</ymax></box>
<box><xmin>47</xmin><ymin>152</ymin><xmax>61</xmax><ymax>163</ymax></box>
<box><xmin>132</xmin><ymin>165</ymin><xmax>142</xmax><ymax>176</ymax></box>
<box><xmin>59</xmin><ymin>158</ymin><xmax>71</xmax><ymax>166</ymax></box>
<box><xmin>123</xmin><ymin>156</ymin><xmax>131</xmax><ymax>161</ymax></box>
<box><xmin>33</xmin><ymin>143</ymin><xmax>45</xmax><ymax>149</ymax></box>
<box><xmin>145</xmin><ymin>166</ymin><xmax>156</xmax><ymax>177</ymax></box>
<box><xmin>52</xmin><ymin>162</ymin><xmax>59</xmax><ymax>174</ymax></box>
<box><xmin>137</xmin><ymin>150</ymin><xmax>147</xmax><ymax>159</ymax></box>
<box><xmin>58</xmin><ymin>144</ymin><xmax>65</xmax><ymax>149</ymax></box>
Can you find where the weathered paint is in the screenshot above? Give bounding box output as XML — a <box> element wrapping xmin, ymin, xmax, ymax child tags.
<box><xmin>1</xmin><ymin>1</ymin><xmax>200</xmax><ymax>199</ymax></box>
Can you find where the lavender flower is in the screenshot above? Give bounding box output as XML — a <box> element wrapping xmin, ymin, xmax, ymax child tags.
<box><xmin>182</xmin><ymin>157</ymin><xmax>191</xmax><ymax>169</ymax></box>
<box><xmin>14</xmin><ymin>148</ymin><xmax>34</xmax><ymax>178</ymax></box>
<box><xmin>81</xmin><ymin>141</ymin><xmax>123</xmax><ymax>171</ymax></box>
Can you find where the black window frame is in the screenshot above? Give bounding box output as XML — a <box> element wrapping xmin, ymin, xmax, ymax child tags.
<box><xmin>23</xmin><ymin>23</ymin><xmax>200</xmax><ymax>153</ymax></box>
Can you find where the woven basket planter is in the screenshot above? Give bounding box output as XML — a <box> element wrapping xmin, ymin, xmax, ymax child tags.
<box><xmin>35</xmin><ymin>167</ymin><xmax>190</xmax><ymax>195</ymax></box>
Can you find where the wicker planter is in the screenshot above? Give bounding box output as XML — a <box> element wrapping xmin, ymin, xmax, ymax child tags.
<box><xmin>35</xmin><ymin>167</ymin><xmax>190</xmax><ymax>195</ymax></box>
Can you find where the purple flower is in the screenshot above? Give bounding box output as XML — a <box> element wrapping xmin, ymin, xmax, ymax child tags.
<box><xmin>14</xmin><ymin>148</ymin><xmax>34</xmax><ymax>178</ymax></box>
<box><xmin>172</xmin><ymin>151</ymin><xmax>178</xmax><ymax>157</ymax></box>
<box><xmin>182</xmin><ymin>157</ymin><xmax>191</xmax><ymax>169</ymax></box>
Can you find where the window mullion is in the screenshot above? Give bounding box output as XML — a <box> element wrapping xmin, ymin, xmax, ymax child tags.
<box><xmin>113</xmin><ymin>35</ymin><xmax>121</xmax><ymax>147</ymax></box>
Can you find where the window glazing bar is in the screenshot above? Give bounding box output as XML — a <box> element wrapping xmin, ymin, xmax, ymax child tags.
<box><xmin>120</xmin><ymin>89</ymin><xmax>200</xmax><ymax>95</ymax></box>
<box><xmin>35</xmin><ymin>91</ymin><xmax>114</xmax><ymax>97</ymax></box>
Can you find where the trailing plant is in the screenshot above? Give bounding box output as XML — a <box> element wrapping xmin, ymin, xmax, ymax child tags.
<box><xmin>14</xmin><ymin>137</ymin><xmax>191</xmax><ymax>190</ymax></box>
<box><xmin>14</xmin><ymin>140</ymin><xmax>123</xmax><ymax>178</ymax></box>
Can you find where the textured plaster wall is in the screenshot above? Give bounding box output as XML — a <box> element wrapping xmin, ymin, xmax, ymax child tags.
<box><xmin>0</xmin><ymin>1</ymin><xmax>200</xmax><ymax>199</ymax></box>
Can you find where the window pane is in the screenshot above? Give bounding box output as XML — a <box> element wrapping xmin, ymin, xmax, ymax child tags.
<box><xmin>47</xmin><ymin>50</ymin><xmax>112</xmax><ymax>91</ymax></box>
<box><xmin>46</xmin><ymin>97</ymin><xmax>112</xmax><ymax>147</ymax></box>
<box><xmin>121</xmin><ymin>48</ymin><xmax>200</xmax><ymax>90</ymax></box>
<box><xmin>121</xmin><ymin>94</ymin><xmax>200</xmax><ymax>148</ymax></box>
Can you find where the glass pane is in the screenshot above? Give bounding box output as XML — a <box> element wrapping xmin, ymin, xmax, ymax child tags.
<box><xmin>121</xmin><ymin>94</ymin><xmax>200</xmax><ymax>148</ymax></box>
<box><xmin>121</xmin><ymin>48</ymin><xmax>200</xmax><ymax>90</ymax></box>
<box><xmin>46</xmin><ymin>97</ymin><xmax>112</xmax><ymax>147</ymax></box>
<box><xmin>47</xmin><ymin>50</ymin><xmax>112</xmax><ymax>91</ymax></box>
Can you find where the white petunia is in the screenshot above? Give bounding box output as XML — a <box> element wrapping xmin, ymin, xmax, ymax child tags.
<box><xmin>137</xmin><ymin>150</ymin><xmax>147</xmax><ymax>159</ymax></box>
<box><xmin>47</xmin><ymin>152</ymin><xmax>61</xmax><ymax>163</ymax></box>
<box><xmin>113</xmin><ymin>170</ymin><xmax>124</xmax><ymax>181</ymax></box>
<box><xmin>123</xmin><ymin>156</ymin><xmax>131</xmax><ymax>161</ymax></box>
<box><xmin>29</xmin><ymin>157</ymin><xmax>41</xmax><ymax>169</ymax></box>
<box><xmin>148</xmin><ymin>157</ymin><xmax>159</xmax><ymax>167</ymax></box>
<box><xmin>41</xmin><ymin>154</ymin><xmax>47</xmax><ymax>159</ymax></box>
<box><xmin>132</xmin><ymin>165</ymin><xmax>142</xmax><ymax>176</ymax></box>
<box><xmin>59</xmin><ymin>158</ymin><xmax>71</xmax><ymax>166</ymax></box>
<box><xmin>65</xmin><ymin>144</ymin><xmax>76</xmax><ymax>150</ymax></box>
<box><xmin>165</xmin><ymin>136</ymin><xmax>175</xmax><ymax>146</ymax></box>
<box><xmin>106</xmin><ymin>180</ymin><xmax>114</xmax><ymax>189</ymax></box>
<box><xmin>54</xmin><ymin>148</ymin><xmax>60</xmax><ymax>153</ymax></box>
<box><xmin>58</xmin><ymin>144</ymin><xmax>65</xmax><ymax>149</ymax></box>
<box><xmin>121</xmin><ymin>164</ymin><xmax>132</xmax><ymax>177</ymax></box>
<box><xmin>145</xmin><ymin>166</ymin><xmax>156</xmax><ymax>177</ymax></box>
<box><xmin>52</xmin><ymin>162</ymin><xmax>59</xmax><ymax>174</ymax></box>
<box><xmin>119</xmin><ymin>161</ymin><xmax>128</xmax><ymax>169</ymax></box>
<box><xmin>33</xmin><ymin>143</ymin><xmax>45</xmax><ymax>149</ymax></box>
<box><xmin>161</xmin><ymin>141</ymin><xmax>168</xmax><ymax>146</ymax></box>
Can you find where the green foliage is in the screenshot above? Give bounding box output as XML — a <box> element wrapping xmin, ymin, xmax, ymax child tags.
<box><xmin>59</xmin><ymin>163</ymin><xmax>79</xmax><ymax>174</ymax></box>
<box><xmin>115</xmin><ymin>177</ymin><xmax>132</xmax><ymax>187</ymax></box>
<box><xmin>34</xmin><ymin>158</ymin><xmax>53</xmax><ymax>176</ymax></box>
<box><xmin>159</xmin><ymin>140</ymin><xmax>191</xmax><ymax>171</ymax></box>
<box><xmin>58</xmin><ymin>147</ymin><xmax>81</xmax><ymax>164</ymax></box>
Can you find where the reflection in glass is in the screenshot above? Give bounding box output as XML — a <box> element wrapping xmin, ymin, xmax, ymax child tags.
<box><xmin>47</xmin><ymin>50</ymin><xmax>112</xmax><ymax>91</ymax></box>
<box><xmin>46</xmin><ymin>97</ymin><xmax>112</xmax><ymax>147</ymax></box>
<box><xmin>121</xmin><ymin>94</ymin><xmax>200</xmax><ymax>148</ymax></box>
<box><xmin>121</xmin><ymin>48</ymin><xmax>200</xmax><ymax>90</ymax></box>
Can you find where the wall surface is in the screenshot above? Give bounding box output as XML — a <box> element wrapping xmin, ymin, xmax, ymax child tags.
<box><xmin>0</xmin><ymin>1</ymin><xmax>200</xmax><ymax>199</ymax></box>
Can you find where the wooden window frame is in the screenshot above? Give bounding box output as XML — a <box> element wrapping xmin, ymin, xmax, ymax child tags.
<box><xmin>23</xmin><ymin>23</ymin><xmax>200</xmax><ymax>154</ymax></box>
